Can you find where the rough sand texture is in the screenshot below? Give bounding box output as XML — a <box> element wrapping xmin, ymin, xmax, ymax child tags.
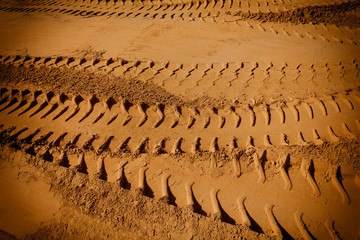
<box><xmin>0</xmin><ymin>0</ymin><xmax>359</xmax><ymax>239</ymax></box>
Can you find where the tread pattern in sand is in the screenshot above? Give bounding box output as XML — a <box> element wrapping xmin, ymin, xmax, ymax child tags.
<box><xmin>1</xmin><ymin>0</ymin><xmax>356</xmax><ymax>14</ymax></box>
<box><xmin>1</xmin><ymin>55</ymin><xmax>359</xmax><ymax>99</ymax></box>
<box><xmin>0</xmin><ymin>86</ymin><xmax>359</xmax><ymax>154</ymax></box>
<box><xmin>0</xmin><ymin>125</ymin><xmax>359</xmax><ymax>239</ymax></box>
<box><xmin>0</xmin><ymin>5</ymin><xmax>358</xmax><ymax>40</ymax></box>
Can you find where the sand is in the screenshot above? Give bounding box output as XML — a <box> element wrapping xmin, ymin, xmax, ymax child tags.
<box><xmin>0</xmin><ymin>0</ymin><xmax>359</xmax><ymax>239</ymax></box>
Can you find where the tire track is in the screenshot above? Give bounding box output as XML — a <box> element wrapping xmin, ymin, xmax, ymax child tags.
<box><xmin>1</xmin><ymin>55</ymin><xmax>359</xmax><ymax>100</ymax></box>
<box><xmin>231</xmin><ymin>20</ymin><xmax>359</xmax><ymax>46</ymax></box>
<box><xmin>0</xmin><ymin>2</ymin><xmax>359</xmax><ymax>46</ymax></box>
<box><xmin>2</xmin><ymin>0</ymin><xmax>354</xmax><ymax>14</ymax></box>
<box><xmin>0</xmin><ymin>86</ymin><xmax>359</xmax><ymax>156</ymax></box>
<box><xmin>0</xmin><ymin>129</ymin><xmax>359</xmax><ymax>239</ymax></box>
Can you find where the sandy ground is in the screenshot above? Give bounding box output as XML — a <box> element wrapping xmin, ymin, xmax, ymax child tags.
<box><xmin>0</xmin><ymin>0</ymin><xmax>359</xmax><ymax>239</ymax></box>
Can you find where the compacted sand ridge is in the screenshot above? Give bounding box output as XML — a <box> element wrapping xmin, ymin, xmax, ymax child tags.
<box><xmin>0</xmin><ymin>0</ymin><xmax>359</xmax><ymax>239</ymax></box>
